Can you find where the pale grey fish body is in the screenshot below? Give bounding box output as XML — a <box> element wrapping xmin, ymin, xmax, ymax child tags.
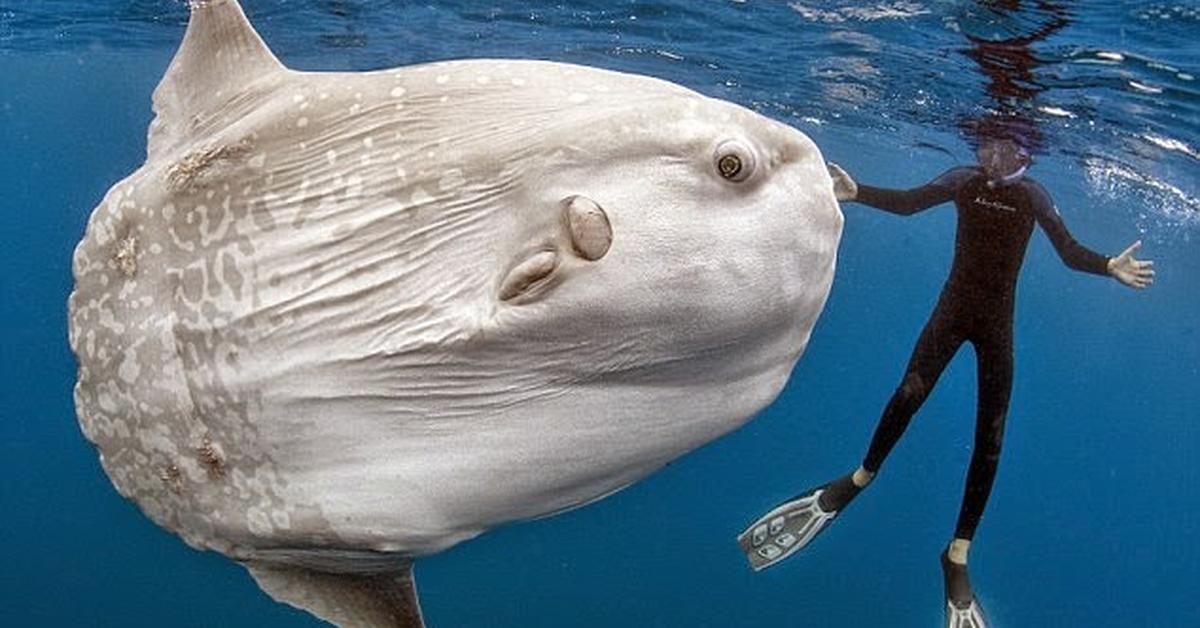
<box><xmin>68</xmin><ymin>0</ymin><xmax>843</xmax><ymax>624</ymax></box>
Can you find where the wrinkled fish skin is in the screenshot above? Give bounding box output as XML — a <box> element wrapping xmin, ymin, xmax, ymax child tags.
<box><xmin>69</xmin><ymin>0</ymin><xmax>842</xmax><ymax>578</ymax></box>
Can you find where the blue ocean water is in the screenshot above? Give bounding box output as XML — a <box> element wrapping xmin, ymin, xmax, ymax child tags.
<box><xmin>1</xmin><ymin>1</ymin><xmax>1196</xmax><ymax>626</ymax></box>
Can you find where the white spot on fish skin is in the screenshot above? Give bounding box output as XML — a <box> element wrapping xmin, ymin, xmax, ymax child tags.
<box><xmin>476</xmin><ymin>75</ymin><xmax>491</xmax><ymax>85</ymax></box>
<box><xmin>349</xmin><ymin>104</ymin><xmax>362</xmax><ymax>115</ymax></box>
<box><xmin>363</xmin><ymin>137</ymin><xmax>375</xmax><ymax>149</ymax></box>
<box><xmin>319</xmin><ymin>92</ymin><xmax>330</xmax><ymax>100</ymax></box>
<box><xmin>436</xmin><ymin>74</ymin><xmax>450</xmax><ymax>84</ymax></box>
<box><xmin>511</xmin><ymin>78</ymin><xmax>527</xmax><ymax>86</ymax></box>
<box><xmin>346</xmin><ymin>174</ymin><xmax>364</xmax><ymax>196</ymax></box>
<box><xmin>569</xmin><ymin>92</ymin><xmax>590</xmax><ymax>104</ymax></box>
<box><xmin>410</xmin><ymin>187</ymin><xmax>433</xmax><ymax>206</ymax></box>
<box><xmin>390</xmin><ymin>86</ymin><xmax>406</xmax><ymax>98</ymax></box>
<box><xmin>439</xmin><ymin>96</ymin><xmax>449</xmax><ymax>104</ymax></box>
<box><xmin>118</xmin><ymin>346</ymin><xmax>141</xmax><ymax>384</ymax></box>
<box><xmin>326</xmin><ymin>149</ymin><xmax>338</xmax><ymax>165</ymax></box>
<box><xmin>292</xmin><ymin>94</ymin><xmax>305</xmax><ymax>104</ymax></box>
<box><xmin>247</xmin><ymin>508</ymin><xmax>273</xmax><ymax>536</ymax></box>
<box><xmin>296</xmin><ymin>117</ymin><xmax>309</xmax><ymax>128</ymax></box>
<box><xmin>248</xmin><ymin>153</ymin><xmax>266</xmax><ymax>169</ymax></box>
<box><xmin>438</xmin><ymin>169</ymin><xmax>466</xmax><ymax>190</ymax></box>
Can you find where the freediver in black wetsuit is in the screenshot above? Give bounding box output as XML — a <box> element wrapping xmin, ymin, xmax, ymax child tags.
<box><xmin>737</xmin><ymin>139</ymin><xmax>1154</xmax><ymax>627</ymax></box>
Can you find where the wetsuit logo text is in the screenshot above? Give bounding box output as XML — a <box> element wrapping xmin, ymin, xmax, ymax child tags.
<box><xmin>973</xmin><ymin>196</ymin><xmax>1017</xmax><ymax>213</ymax></box>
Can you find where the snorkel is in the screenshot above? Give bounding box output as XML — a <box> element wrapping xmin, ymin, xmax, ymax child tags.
<box><xmin>991</xmin><ymin>159</ymin><xmax>1028</xmax><ymax>187</ymax></box>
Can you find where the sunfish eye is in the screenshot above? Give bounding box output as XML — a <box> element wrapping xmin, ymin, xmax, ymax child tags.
<box><xmin>719</xmin><ymin>154</ymin><xmax>742</xmax><ymax>178</ymax></box>
<box><xmin>713</xmin><ymin>139</ymin><xmax>757</xmax><ymax>183</ymax></box>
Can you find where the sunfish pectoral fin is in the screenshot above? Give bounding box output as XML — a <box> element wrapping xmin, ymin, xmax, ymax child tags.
<box><xmin>244</xmin><ymin>561</ymin><xmax>425</xmax><ymax>628</ymax></box>
<box><xmin>149</xmin><ymin>0</ymin><xmax>286</xmax><ymax>158</ymax></box>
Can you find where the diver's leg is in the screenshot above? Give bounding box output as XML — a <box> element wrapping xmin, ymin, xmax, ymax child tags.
<box><xmin>738</xmin><ymin>298</ymin><xmax>964</xmax><ymax>570</ymax></box>
<box><xmin>818</xmin><ymin>300</ymin><xmax>966</xmax><ymax>514</ymax></box>
<box><xmin>856</xmin><ymin>299</ymin><xmax>967</xmax><ymax>483</ymax></box>
<box><xmin>951</xmin><ymin>326</ymin><xmax>1014</xmax><ymax>554</ymax></box>
<box><xmin>941</xmin><ymin>325</ymin><xmax>1012</xmax><ymax>628</ymax></box>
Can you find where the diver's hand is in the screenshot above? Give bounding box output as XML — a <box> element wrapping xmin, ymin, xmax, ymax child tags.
<box><xmin>827</xmin><ymin>162</ymin><xmax>857</xmax><ymax>202</ymax></box>
<box><xmin>1107</xmin><ymin>240</ymin><xmax>1155</xmax><ymax>289</ymax></box>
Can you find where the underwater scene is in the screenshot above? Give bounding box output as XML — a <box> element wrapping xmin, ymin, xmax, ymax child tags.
<box><xmin>1</xmin><ymin>1</ymin><xmax>1196</xmax><ymax>627</ymax></box>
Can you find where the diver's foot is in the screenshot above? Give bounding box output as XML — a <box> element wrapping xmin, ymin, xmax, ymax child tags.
<box><xmin>736</xmin><ymin>474</ymin><xmax>861</xmax><ymax>571</ymax></box>
<box><xmin>941</xmin><ymin>549</ymin><xmax>989</xmax><ymax>628</ymax></box>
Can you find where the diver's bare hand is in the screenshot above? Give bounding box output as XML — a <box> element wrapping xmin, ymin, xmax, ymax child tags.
<box><xmin>1108</xmin><ymin>240</ymin><xmax>1155</xmax><ymax>289</ymax></box>
<box><xmin>827</xmin><ymin>163</ymin><xmax>857</xmax><ymax>202</ymax></box>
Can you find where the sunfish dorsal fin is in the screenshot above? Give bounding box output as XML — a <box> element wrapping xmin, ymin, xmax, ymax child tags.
<box><xmin>245</xmin><ymin>562</ymin><xmax>425</xmax><ymax>628</ymax></box>
<box><xmin>149</xmin><ymin>0</ymin><xmax>286</xmax><ymax>158</ymax></box>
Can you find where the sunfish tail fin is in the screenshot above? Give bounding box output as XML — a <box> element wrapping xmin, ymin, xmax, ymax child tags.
<box><xmin>149</xmin><ymin>0</ymin><xmax>287</xmax><ymax>158</ymax></box>
<box><xmin>245</xmin><ymin>562</ymin><xmax>425</xmax><ymax>628</ymax></box>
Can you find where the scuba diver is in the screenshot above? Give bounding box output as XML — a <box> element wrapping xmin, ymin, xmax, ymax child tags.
<box><xmin>741</xmin><ymin>1</ymin><xmax>1158</xmax><ymax>625</ymax></box>
<box><xmin>737</xmin><ymin>137</ymin><xmax>1155</xmax><ymax>628</ymax></box>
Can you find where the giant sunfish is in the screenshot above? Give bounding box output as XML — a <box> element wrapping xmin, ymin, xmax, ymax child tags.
<box><xmin>67</xmin><ymin>0</ymin><xmax>843</xmax><ymax>625</ymax></box>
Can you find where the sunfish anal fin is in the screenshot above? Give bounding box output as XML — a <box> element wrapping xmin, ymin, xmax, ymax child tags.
<box><xmin>245</xmin><ymin>562</ymin><xmax>425</xmax><ymax>628</ymax></box>
<box><xmin>149</xmin><ymin>0</ymin><xmax>286</xmax><ymax>159</ymax></box>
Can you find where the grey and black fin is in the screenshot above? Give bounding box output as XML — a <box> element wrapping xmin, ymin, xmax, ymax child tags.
<box><xmin>737</xmin><ymin>485</ymin><xmax>837</xmax><ymax>571</ymax></box>
<box><xmin>737</xmin><ymin>473</ymin><xmax>863</xmax><ymax>571</ymax></box>
<box><xmin>150</xmin><ymin>0</ymin><xmax>287</xmax><ymax>158</ymax></box>
<box><xmin>245</xmin><ymin>562</ymin><xmax>425</xmax><ymax>628</ymax></box>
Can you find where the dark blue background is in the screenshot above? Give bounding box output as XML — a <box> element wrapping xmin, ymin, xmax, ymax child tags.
<box><xmin>2</xmin><ymin>2</ymin><xmax>1196</xmax><ymax>626</ymax></box>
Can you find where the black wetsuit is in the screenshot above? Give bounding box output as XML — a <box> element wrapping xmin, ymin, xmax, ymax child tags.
<box><xmin>853</xmin><ymin>166</ymin><xmax>1109</xmax><ymax>540</ymax></box>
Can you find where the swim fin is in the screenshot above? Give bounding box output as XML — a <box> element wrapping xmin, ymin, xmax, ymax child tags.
<box><xmin>941</xmin><ymin>550</ymin><xmax>989</xmax><ymax>628</ymax></box>
<box><xmin>945</xmin><ymin>598</ymin><xmax>988</xmax><ymax>628</ymax></box>
<box><xmin>736</xmin><ymin>485</ymin><xmax>838</xmax><ymax>571</ymax></box>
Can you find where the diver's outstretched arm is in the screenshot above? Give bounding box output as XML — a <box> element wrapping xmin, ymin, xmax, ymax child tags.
<box><xmin>827</xmin><ymin>163</ymin><xmax>972</xmax><ymax>215</ymax></box>
<box><xmin>1027</xmin><ymin>181</ymin><xmax>1155</xmax><ymax>288</ymax></box>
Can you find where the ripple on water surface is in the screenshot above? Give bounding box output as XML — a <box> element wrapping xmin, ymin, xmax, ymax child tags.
<box><xmin>2</xmin><ymin>0</ymin><xmax>1195</xmax><ymax>234</ymax></box>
